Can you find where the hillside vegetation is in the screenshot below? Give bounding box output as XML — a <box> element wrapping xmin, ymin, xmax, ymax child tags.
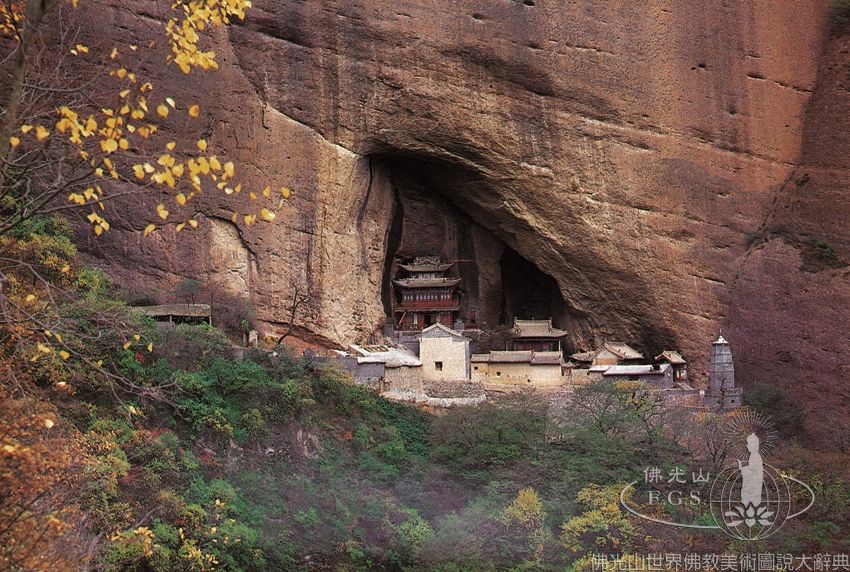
<box><xmin>2</xmin><ymin>215</ymin><xmax>850</xmax><ymax>571</ymax></box>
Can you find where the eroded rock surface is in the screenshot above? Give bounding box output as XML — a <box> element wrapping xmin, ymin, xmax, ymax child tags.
<box><xmin>78</xmin><ymin>1</ymin><xmax>850</xmax><ymax>445</ymax></box>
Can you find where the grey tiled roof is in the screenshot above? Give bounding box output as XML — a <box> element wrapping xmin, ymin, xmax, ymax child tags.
<box><xmin>512</xmin><ymin>318</ymin><xmax>568</xmax><ymax>339</ymax></box>
<box><xmin>603</xmin><ymin>363</ymin><xmax>670</xmax><ymax>376</ymax></box>
<box><xmin>655</xmin><ymin>350</ymin><xmax>686</xmax><ymax>365</ymax></box>
<box><xmin>602</xmin><ymin>342</ymin><xmax>644</xmax><ymax>360</ymax></box>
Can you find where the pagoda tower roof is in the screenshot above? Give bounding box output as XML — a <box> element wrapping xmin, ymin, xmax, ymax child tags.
<box><xmin>399</xmin><ymin>257</ymin><xmax>452</xmax><ymax>272</ymax></box>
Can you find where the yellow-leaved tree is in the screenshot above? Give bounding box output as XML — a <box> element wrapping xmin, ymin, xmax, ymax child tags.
<box><xmin>0</xmin><ymin>1</ymin><xmax>286</xmax><ymax>568</ymax></box>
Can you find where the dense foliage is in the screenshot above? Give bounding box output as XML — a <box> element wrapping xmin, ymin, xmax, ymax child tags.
<box><xmin>0</xmin><ymin>210</ymin><xmax>849</xmax><ymax>570</ymax></box>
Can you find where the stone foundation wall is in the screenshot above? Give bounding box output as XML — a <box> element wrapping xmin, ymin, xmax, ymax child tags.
<box><xmin>423</xmin><ymin>380</ymin><xmax>485</xmax><ymax>399</ymax></box>
<box><xmin>384</xmin><ymin>365</ymin><xmax>424</xmax><ymax>395</ymax></box>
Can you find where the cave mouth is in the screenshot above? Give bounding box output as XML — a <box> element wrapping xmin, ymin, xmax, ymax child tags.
<box><xmin>370</xmin><ymin>152</ymin><xmax>571</xmax><ymax>341</ymax></box>
<box><xmin>498</xmin><ymin>245</ymin><xmax>569</xmax><ymax>329</ymax></box>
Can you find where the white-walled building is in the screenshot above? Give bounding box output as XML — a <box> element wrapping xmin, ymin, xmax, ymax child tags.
<box><xmin>418</xmin><ymin>323</ymin><xmax>471</xmax><ymax>381</ymax></box>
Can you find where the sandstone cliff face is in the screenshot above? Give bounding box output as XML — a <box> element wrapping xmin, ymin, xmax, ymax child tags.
<box><xmin>80</xmin><ymin>1</ymin><xmax>850</xmax><ymax>445</ymax></box>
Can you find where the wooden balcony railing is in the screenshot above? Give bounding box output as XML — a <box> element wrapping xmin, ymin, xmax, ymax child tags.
<box><xmin>396</xmin><ymin>300</ymin><xmax>460</xmax><ymax>311</ymax></box>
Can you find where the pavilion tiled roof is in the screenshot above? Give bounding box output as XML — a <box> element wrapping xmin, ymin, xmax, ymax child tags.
<box><xmin>655</xmin><ymin>350</ymin><xmax>686</xmax><ymax>365</ymax></box>
<box><xmin>471</xmin><ymin>350</ymin><xmax>564</xmax><ymax>365</ymax></box>
<box><xmin>530</xmin><ymin>351</ymin><xmax>564</xmax><ymax>365</ymax></box>
<box><xmin>417</xmin><ymin>323</ymin><xmax>468</xmax><ymax>339</ymax></box>
<box><xmin>400</xmin><ymin>257</ymin><xmax>452</xmax><ymax>273</ymax></box>
<box><xmin>512</xmin><ymin>318</ymin><xmax>568</xmax><ymax>339</ymax></box>
<box><xmin>393</xmin><ymin>277</ymin><xmax>461</xmax><ymax>288</ymax></box>
<box><xmin>570</xmin><ymin>350</ymin><xmax>597</xmax><ymax>363</ymax></box>
<box><xmin>602</xmin><ymin>342</ymin><xmax>644</xmax><ymax>360</ymax></box>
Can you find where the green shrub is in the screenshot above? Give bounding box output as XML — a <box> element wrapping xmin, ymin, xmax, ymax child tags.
<box><xmin>241</xmin><ymin>408</ymin><xmax>267</xmax><ymax>438</ymax></box>
<box><xmin>8</xmin><ymin>213</ymin><xmax>73</xmax><ymax>240</ymax></box>
<box><xmin>155</xmin><ymin>324</ymin><xmax>232</xmax><ymax>371</ymax></box>
<box><xmin>74</xmin><ymin>266</ymin><xmax>112</xmax><ymax>299</ymax></box>
<box><xmin>293</xmin><ymin>507</ymin><xmax>321</xmax><ymax>528</ymax></box>
<box><xmin>395</xmin><ymin>508</ymin><xmax>434</xmax><ymax>560</ymax></box>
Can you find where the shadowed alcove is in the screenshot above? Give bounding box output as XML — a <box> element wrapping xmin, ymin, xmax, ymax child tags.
<box><xmin>370</xmin><ymin>153</ymin><xmax>571</xmax><ymax>339</ymax></box>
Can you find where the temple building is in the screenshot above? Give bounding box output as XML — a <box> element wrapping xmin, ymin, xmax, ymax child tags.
<box><xmin>471</xmin><ymin>350</ymin><xmax>564</xmax><ymax>388</ymax></box>
<box><xmin>139</xmin><ymin>304</ymin><xmax>212</xmax><ymax>327</ymax></box>
<box><xmin>418</xmin><ymin>323</ymin><xmax>471</xmax><ymax>381</ymax></box>
<box><xmin>703</xmin><ymin>334</ymin><xmax>742</xmax><ymax>410</ymax></box>
<box><xmin>655</xmin><ymin>350</ymin><xmax>688</xmax><ymax>382</ymax></box>
<box><xmin>511</xmin><ymin>318</ymin><xmax>568</xmax><ymax>352</ymax></box>
<box><xmin>570</xmin><ymin>342</ymin><xmax>644</xmax><ymax>368</ymax></box>
<box><xmin>392</xmin><ymin>257</ymin><xmax>462</xmax><ymax>331</ymax></box>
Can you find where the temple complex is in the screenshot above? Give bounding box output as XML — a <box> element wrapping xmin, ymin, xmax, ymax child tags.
<box><xmin>392</xmin><ymin>257</ymin><xmax>462</xmax><ymax>331</ymax></box>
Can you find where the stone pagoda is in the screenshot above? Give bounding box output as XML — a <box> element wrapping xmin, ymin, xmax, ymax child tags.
<box><xmin>703</xmin><ymin>334</ymin><xmax>742</xmax><ymax>410</ymax></box>
<box><xmin>392</xmin><ymin>257</ymin><xmax>461</xmax><ymax>331</ymax></box>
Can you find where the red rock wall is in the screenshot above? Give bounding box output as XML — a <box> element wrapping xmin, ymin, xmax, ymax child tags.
<box><xmin>74</xmin><ymin>1</ymin><xmax>850</xmax><ymax>445</ymax></box>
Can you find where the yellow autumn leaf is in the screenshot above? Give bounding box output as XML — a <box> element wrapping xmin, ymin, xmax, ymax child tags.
<box><xmin>188</xmin><ymin>219</ymin><xmax>198</xmax><ymax>228</ymax></box>
<box><xmin>188</xmin><ymin>104</ymin><xmax>200</xmax><ymax>118</ymax></box>
<box><xmin>143</xmin><ymin>224</ymin><xmax>156</xmax><ymax>236</ymax></box>
<box><xmin>35</xmin><ymin>126</ymin><xmax>50</xmax><ymax>141</ymax></box>
<box><xmin>43</xmin><ymin>418</ymin><xmax>55</xmax><ymax>429</ymax></box>
<box><xmin>100</xmin><ymin>138</ymin><xmax>118</xmax><ymax>153</ymax></box>
<box><xmin>133</xmin><ymin>164</ymin><xmax>146</xmax><ymax>179</ymax></box>
<box><xmin>20</xmin><ymin>125</ymin><xmax>33</xmax><ymax>133</ymax></box>
<box><xmin>123</xmin><ymin>341</ymin><xmax>132</xmax><ymax>350</ymax></box>
<box><xmin>25</xmin><ymin>294</ymin><xmax>36</xmax><ymax>302</ymax></box>
<box><xmin>166</xmin><ymin>141</ymin><xmax>176</xmax><ymax>150</ymax></box>
<box><xmin>262</xmin><ymin>185</ymin><xmax>271</xmax><ymax>197</ymax></box>
<box><xmin>59</xmin><ymin>350</ymin><xmax>70</xmax><ymax>361</ymax></box>
<box><xmin>9</xmin><ymin>136</ymin><xmax>20</xmax><ymax>148</ymax></box>
<box><xmin>197</xmin><ymin>139</ymin><xmax>207</xmax><ymax>151</ymax></box>
<box><xmin>157</xmin><ymin>104</ymin><xmax>169</xmax><ymax>118</ymax></box>
<box><xmin>61</xmin><ymin>264</ymin><xmax>71</xmax><ymax>273</ymax></box>
<box><xmin>147</xmin><ymin>342</ymin><xmax>154</xmax><ymax>352</ymax></box>
<box><xmin>260</xmin><ymin>208</ymin><xmax>275</xmax><ymax>221</ymax></box>
<box><xmin>176</xmin><ymin>193</ymin><xmax>187</xmax><ymax>206</ymax></box>
<box><xmin>156</xmin><ymin>204</ymin><xmax>169</xmax><ymax>220</ymax></box>
<box><xmin>280</xmin><ymin>187</ymin><xmax>291</xmax><ymax>198</ymax></box>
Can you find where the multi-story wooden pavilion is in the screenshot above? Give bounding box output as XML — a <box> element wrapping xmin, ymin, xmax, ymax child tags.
<box><xmin>392</xmin><ymin>257</ymin><xmax>461</xmax><ymax>331</ymax></box>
